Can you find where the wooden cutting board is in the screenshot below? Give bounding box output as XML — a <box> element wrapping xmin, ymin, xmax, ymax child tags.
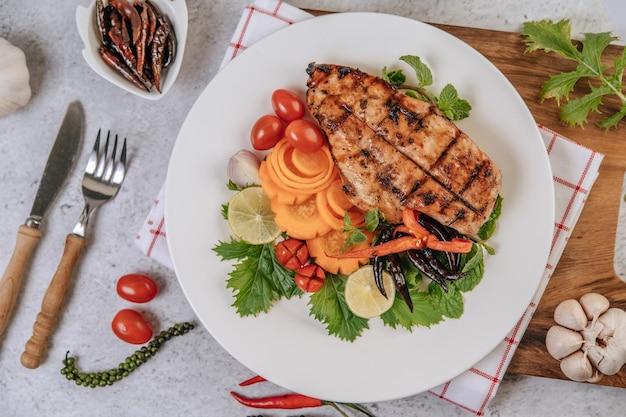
<box><xmin>306</xmin><ymin>9</ymin><xmax>626</xmax><ymax>388</ymax></box>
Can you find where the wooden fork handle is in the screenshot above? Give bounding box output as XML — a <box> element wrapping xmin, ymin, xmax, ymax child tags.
<box><xmin>0</xmin><ymin>225</ymin><xmax>42</xmax><ymax>337</ymax></box>
<box><xmin>21</xmin><ymin>234</ymin><xmax>86</xmax><ymax>369</ymax></box>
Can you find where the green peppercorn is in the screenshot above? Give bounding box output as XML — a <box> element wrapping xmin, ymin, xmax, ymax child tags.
<box><xmin>61</xmin><ymin>322</ymin><xmax>194</xmax><ymax>388</ymax></box>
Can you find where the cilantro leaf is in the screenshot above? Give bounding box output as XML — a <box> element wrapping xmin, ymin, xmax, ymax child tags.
<box><xmin>213</xmin><ymin>239</ymin><xmax>299</xmax><ymax>316</ymax></box>
<box><xmin>309</xmin><ymin>275</ymin><xmax>369</xmax><ymax>341</ymax></box>
<box><xmin>522</xmin><ymin>19</ymin><xmax>626</xmax><ymax>128</ymax></box>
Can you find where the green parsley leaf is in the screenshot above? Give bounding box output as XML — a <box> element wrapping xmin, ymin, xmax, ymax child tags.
<box><xmin>213</xmin><ymin>239</ymin><xmax>299</xmax><ymax>316</ymax></box>
<box><xmin>522</xmin><ymin>19</ymin><xmax>626</xmax><ymax>128</ymax></box>
<box><xmin>309</xmin><ymin>275</ymin><xmax>369</xmax><ymax>341</ymax></box>
<box><xmin>227</xmin><ymin>179</ymin><xmax>240</xmax><ymax>191</ymax></box>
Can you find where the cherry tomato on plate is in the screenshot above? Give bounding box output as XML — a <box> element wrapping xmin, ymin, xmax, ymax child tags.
<box><xmin>275</xmin><ymin>238</ymin><xmax>309</xmax><ymax>270</ymax></box>
<box><xmin>284</xmin><ymin>119</ymin><xmax>325</xmax><ymax>153</ymax></box>
<box><xmin>295</xmin><ymin>264</ymin><xmax>326</xmax><ymax>293</ymax></box>
<box><xmin>116</xmin><ymin>273</ymin><xmax>158</xmax><ymax>303</ymax></box>
<box><xmin>271</xmin><ymin>89</ymin><xmax>305</xmax><ymax>122</ymax></box>
<box><xmin>251</xmin><ymin>114</ymin><xmax>284</xmax><ymax>150</ymax></box>
<box><xmin>112</xmin><ymin>309</ymin><xmax>153</xmax><ymax>344</ymax></box>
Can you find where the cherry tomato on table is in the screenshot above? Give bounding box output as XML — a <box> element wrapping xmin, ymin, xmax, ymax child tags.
<box><xmin>251</xmin><ymin>114</ymin><xmax>284</xmax><ymax>150</ymax></box>
<box><xmin>284</xmin><ymin>119</ymin><xmax>325</xmax><ymax>153</ymax></box>
<box><xmin>295</xmin><ymin>264</ymin><xmax>326</xmax><ymax>293</ymax></box>
<box><xmin>116</xmin><ymin>273</ymin><xmax>158</xmax><ymax>303</ymax></box>
<box><xmin>271</xmin><ymin>89</ymin><xmax>305</xmax><ymax>122</ymax></box>
<box><xmin>112</xmin><ymin>309</ymin><xmax>153</xmax><ymax>344</ymax></box>
<box><xmin>275</xmin><ymin>238</ymin><xmax>309</xmax><ymax>270</ymax></box>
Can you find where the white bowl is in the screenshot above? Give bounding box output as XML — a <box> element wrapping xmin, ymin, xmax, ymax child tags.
<box><xmin>76</xmin><ymin>0</ymin><xmax>188</xmax><ymax>100</ymax></box>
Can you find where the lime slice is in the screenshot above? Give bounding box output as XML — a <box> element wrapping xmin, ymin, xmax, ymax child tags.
<box><xmin>227</xmin><ymin>186</ymin><xmax>282</xmax><ymax>245</ymax></box>
<box><xmin>344</xmin><ymin>265</ymin><xmax>396</xmax><ymax>319</ymax></box>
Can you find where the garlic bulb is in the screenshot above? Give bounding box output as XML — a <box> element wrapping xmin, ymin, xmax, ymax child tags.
<box><xmin>0</xmin><ymin>37</ymin><xmax>31</xmax><ymax>118</ymax></box>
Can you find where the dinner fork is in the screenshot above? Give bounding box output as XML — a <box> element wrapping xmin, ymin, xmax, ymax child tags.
<box><xmin>21</xmin><ymin>130</ymin><xmax>127</xmax><ymax>369</ymax></box>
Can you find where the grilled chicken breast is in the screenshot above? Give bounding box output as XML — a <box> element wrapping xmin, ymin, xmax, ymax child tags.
<box><xmin>305</xmin><ymin>63</ymin><xmax>501</xmax><ymax>237</ymax></box>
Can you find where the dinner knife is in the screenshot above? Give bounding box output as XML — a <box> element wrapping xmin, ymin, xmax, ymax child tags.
<box><xmin>0</xmin><ymin>102</ymin><xmax>83</xmax><ymax>337</ymax></box>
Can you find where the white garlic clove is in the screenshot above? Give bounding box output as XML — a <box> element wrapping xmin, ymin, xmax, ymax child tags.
<box><xmin>559</xmin><ymin>350</ymin><xmax>594</xmax><ymax>382</ymax></box>
<box><xmin>227</xmin><ymin>149</ymin><xmax>261</xmax><ymax>188</ymax></box>
<box><xmin>596</xmin><ymin>307</ymin><xmax>626</xmax><ymax>340</ymax></box>
<box><xmin>579</xmin><ymin>293</ymin><xmax>610</xmax><ymax>323</ymax></box>
<box><xmin>0</xmin><ymin>37</ymin><xmax>31</xmax><ymax>118</ymax></box>
<box><xmin>545</xmin><ymin>325</ymin><xmax>584</xmax><ymax>360</ymax></box>
<box><xmin>554</xmin><ymin>299</ymin><xmax>588</xmax><ymax>331</ymax></box>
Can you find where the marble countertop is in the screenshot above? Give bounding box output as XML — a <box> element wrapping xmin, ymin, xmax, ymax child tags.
<box><xmin>1</xmin><ymin>1</ymin><xmax>625</xmax><ymax>416</ymax></box>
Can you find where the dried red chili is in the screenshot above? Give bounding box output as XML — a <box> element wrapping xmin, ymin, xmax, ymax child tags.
<box><xmin>275</xmin><ymin>238</ymin><xmax>309</xmax><ymax>270</ymax></box>
<box><xmin>295</xmin><ymin>264</ymin><xmax>325</xmax><ymax>292</ymax></box>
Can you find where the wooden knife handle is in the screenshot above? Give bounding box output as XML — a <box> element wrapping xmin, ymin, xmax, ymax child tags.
<box><xmin>0</xmin><ymin>225</ymin><xmax>42</xmax><ymax>336</ymax></box>
<box><xmin>21</xmin><ymin>234</ymin><xmax>86</xmax><ymax>369</ymax></box>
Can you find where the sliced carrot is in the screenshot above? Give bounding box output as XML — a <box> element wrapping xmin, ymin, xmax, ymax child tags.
<box><xmin>316</xmin><ymin>190</ymin><xmax>344</xmax><ymax>230</ymax></box>
<box><xmin>306</xmin><ymin>229</ymin><xmax>373</xmax><ymax>275</ymax></box>
<box><xmin>325</xmin><ymin>179</ymin><xmax>354</xmax><ymax>216</ymax></box>
<box><xmin>259</xmin><ymin>161</ymin><xmax>311</xmax><ymax>205</ymax></box>
<box><xmin>271</xmin><ymin>140</ymin><xmax>336</xmax><ymax>190</ymax></box>
<box><xmin>291</xmin><ymin>146</ymin><xmax>333</xmax><ymax>178</ymax></box>
<box><xmin>271</xmin><ymin>197</ymin><xmax>332</xmax><ymax>240</ymax></box>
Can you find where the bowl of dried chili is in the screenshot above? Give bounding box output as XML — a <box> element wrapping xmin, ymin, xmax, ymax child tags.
<box><xmin>76</xmin><ymin>0</ymin><xmax>188</xmax><ymax>100</ymax></box>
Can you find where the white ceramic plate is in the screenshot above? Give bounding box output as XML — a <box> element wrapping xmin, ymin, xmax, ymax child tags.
<box><xmin>75</xmin><ymin>0</ymin><xmax>188</xmax><ymax>100</ymax></box>
<box><xmin>165</xmin><ymin>13</ymin><xmax>554</xmax><ymax>403</ymax></box>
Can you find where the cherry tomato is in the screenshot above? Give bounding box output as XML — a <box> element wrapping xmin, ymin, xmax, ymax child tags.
<box><xmin>111</xmin><ymin>309</ymin><xmax>153</xmax><ymax>344</ymax></box>
<box><xmin>275</xmin><ymin>239</ymin><xmax>309</xmax><ymax>270</ymax></box>
<box><xmin>271</xmin><ymin>89</ymin><xmax>305</xmax><ymax>122</ymax></box>
<box><xmin>251</xmin><ymin>114</ymin><xmax>284</xmax><ymax>150</ymax></box>
<box><xmin>284</xmin><ymin>119</ymin><xmax>325</xmax><ymax>153</ymax></box>
<box><xmin>295</xmin><ymin>264</ymin><xmax>326</xmax><ymax>293</ymax></box>
<box><xmin>116</xmin><ymin>273</ymin><xmax>158</xmax><ymax>303</ymax></box>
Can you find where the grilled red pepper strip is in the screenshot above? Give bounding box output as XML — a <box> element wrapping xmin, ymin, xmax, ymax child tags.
<box><xmin>328</xmin><ymin>235</ymin><xmax>427</xmax><ymax>258</ymax></box>
<box><xmin>230</xmin><ymin>391</ymin><xmax>323</xmax><ymax>409</ymax></box>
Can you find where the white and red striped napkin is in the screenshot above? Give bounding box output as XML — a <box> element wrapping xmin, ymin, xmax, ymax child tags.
<box><xmin>135</xmin><ymin>1</ymin><xmax>604</xmax><ymax>414</ymax></box>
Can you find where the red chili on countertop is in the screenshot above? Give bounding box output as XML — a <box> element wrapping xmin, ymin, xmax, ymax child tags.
<box><xmin>230</xmin><ymin>391</ymin><xmax>323</xmax><ymax>409</ymax></box>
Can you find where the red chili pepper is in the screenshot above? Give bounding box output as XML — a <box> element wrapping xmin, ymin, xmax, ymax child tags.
<box><xmin>230</xmin><ymin>391</ymin><xmax>324</xmax><ymax>409</ymax></box>
<box><xmin>275</xmin><ymin>238</ymin><xmax>309</xmax><ymax>270</ymax></box>
<box><xmin>295</xmin><ymin>264</ymin><xmax>326</xmax><ymax>292</ymax></box>
<box><xmin>238</xmin><ymin>375</ymin><xmax>267</xmax><ymax>386</ymax></box>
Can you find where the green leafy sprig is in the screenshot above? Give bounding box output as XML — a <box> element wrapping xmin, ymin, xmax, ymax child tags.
<box><xmin>521</xmin><ymin>19</ymin><xmax>626</xmax><ymax>129</ymax></box>
<box><xmin>382</xmin><ymin>55</ymin><xmax>472</xmax><ymax>120</ymax></box>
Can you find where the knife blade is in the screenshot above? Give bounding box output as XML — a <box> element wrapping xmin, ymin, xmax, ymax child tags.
<box><xmin>0</xmin><ymin>102</ymin><xmax>83</xmax><ymax>337</ymax></box>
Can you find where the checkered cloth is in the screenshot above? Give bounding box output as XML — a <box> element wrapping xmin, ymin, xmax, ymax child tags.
<box><xmin>135</xmin><ymin>1</ymin><xmax>604</xmax><ymax>414</ymax></box>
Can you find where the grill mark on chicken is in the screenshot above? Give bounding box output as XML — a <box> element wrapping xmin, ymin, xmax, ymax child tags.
<box><xmin>306</xmin><ymin>63</ymin><xmax>501</xmax><ymax>236</ymax></box>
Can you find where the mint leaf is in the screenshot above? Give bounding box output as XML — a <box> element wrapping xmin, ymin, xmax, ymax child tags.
<box><xmin>309</xmin><ymin>275</ymin><xmax>369</xmax><ymax>341</ymax></box>
<box><xmin>399</xmin><ymin>55</ymin><xmax>433</xmax><ymax>88</ymax></box>
<box><xmin>381</xmin><ymin>291</ymin><xmax>444</xmax><ymax>330</ymax></box>
<box><xmin>436</xmin><ymin>84</ymin><xmax>472</xmax><ymax>120</ymax></box>
<box><xmin>477</xmin><ymin>195</ymin><xmax>502</xmax><ymax>241</ymax></box>
<box><xmin>454</xmin><ymin>244</ymin><xmax>485</xmax><ymax>293</ymax></box>
<box><xmin>428</xmin><ymin>282</ymin><xmax>464</xmax><ymax>319</ymax></box>
<box><xmin>382</xmin><ymin>67</ymin><xmax>406</xmax><ymax>86</ymax></box>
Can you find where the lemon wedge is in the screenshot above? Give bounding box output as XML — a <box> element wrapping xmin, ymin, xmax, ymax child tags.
<box><xmin>344</xmin><ymin>265</ymin><xmax>396</xmax><ymax>319</ymax></box>
<box><xmin>227</xmin><ymin>186</ymin><xmax>282</xmax><ymax>245</ymax></box>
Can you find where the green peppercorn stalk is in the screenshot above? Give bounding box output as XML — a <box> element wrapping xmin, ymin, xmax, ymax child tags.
<box><xmin>61</xmin><ymin>322</ymin><xmax>194</xmax><ymax>388</ymax></box>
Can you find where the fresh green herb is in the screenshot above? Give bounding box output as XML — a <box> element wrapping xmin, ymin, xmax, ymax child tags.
<box><xmin>521</xmin><ymin>19</ymin><xmax>626</xmax><ymax>129</ymax></box>
<box><xmin>213</xmin><ymin>238</ymin><xmax>300</xmax><ymax>316</ymax></box>
<box><xmin>61</xmin><ymin>322</ymin><xmax>194</xmax><ymax>388</ymax></box>
<box><xmin>342</xmin><ymin>209</ymin><xmax>380</xmax><ymax>249</ymax></box>
<box><xmin>477</xmin><ymin>195</ymin><xmax>503</xmax><ymax>242</ymax></box>
<box><xmin>382</xmin><ymin>55</ymin><xmax>472</xmax><ymax>120</ymax></box>
<box><xmin>308</xmin><ymin>274</ymin><xmax>369</xmax><ymax>341</ymax></box>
